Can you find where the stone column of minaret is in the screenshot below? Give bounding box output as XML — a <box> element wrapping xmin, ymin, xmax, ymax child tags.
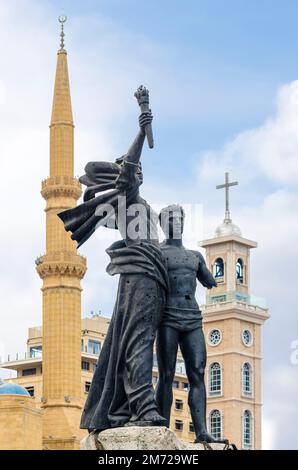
<box><xmin>36</xmin><ymin>17</ymin><xmax>87</xmax><ymax>450</ymax></box>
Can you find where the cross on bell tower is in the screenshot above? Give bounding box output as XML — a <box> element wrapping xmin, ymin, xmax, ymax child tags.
<box><xmin>216</xmin><ymin>172</ymin><xmax>238</xmax><ymax>222</ymax></box>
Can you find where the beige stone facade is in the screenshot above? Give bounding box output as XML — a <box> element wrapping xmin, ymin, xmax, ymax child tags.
<box><xmin>0</xmin><ymin>395</ymin><xmax>42</xmax><ymax>450</ymax></box>
<box><xmin>201</xmin><ymin>232</ymin><xmax>269</xmax><ymax>449</ymax></box>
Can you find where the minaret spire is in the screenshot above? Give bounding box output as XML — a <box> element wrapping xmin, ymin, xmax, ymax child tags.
<box><xmin>36</xmin><ymin>18</ymin><xmax>86</xmax><ymax>450</ymax></box>
<box><xmin>50</xmin><ymin>18</ymin><xmax>74</xmax><ymax>176</ymax></box>
<box><xmin>58</xmin><ymin>15</ymin><xmax>67</xmax><ymax>51</ymax></box>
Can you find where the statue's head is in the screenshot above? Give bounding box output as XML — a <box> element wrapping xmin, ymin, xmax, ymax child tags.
<box><xmin>159</xmin><ymin>204</ymin><xmax>185</xmax><ymax>239</ymax></box>
<box><xmin>115</xmin><ymin>155</ymin><xmax>143</xmax><ymax>185</ymax></box>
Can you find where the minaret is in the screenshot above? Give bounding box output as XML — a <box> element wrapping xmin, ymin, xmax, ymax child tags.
<box><xmin>200</xmin><ymin>173</ymin><xmax>269</xmax><ymax>450</ymax></box>
<box><xmin>36</xmin><ymin>17</ymin><xmax>87</xmax><ymax>450</ymax></box>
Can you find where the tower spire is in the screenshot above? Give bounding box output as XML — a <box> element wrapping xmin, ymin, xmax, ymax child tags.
<box><xmin>216</xmin><ymin>172</ymin><xmax>238</xmax><ymax>222</ymax></box>
<box><xmin>36</xmin><ymin>18</ymin><xmax>86</xmax><ymax>450</ymax></box>
<box><xmin>50</xmin><ymin>17</ymin><xmax>73</xmax><ymax>176</ymax></box>
<box><xmin>58</xmin><ymin>15</ymin><xmax>67</xmax><ymax>51</ymax></box>
<box><xmin>215</xmin><ymin>172</ymin><xmax>241</xmax><ymax>237</ymax></box>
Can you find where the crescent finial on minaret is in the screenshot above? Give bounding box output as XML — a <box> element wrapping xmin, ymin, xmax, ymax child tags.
<box><xmin>58</xmin><ymin>15</ymin><xmax>67</xmax><ymax>51</ymax></box>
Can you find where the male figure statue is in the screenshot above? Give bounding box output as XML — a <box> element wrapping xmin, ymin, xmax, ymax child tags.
<box><xmin>156</xmin><ymin>205</ymin><xmax>226</xmax><ymax>443</ymax></box>
<box><xmin>58</xmin><ymin>88</ymin><xmax>168</xmax><ymax>431</ymax></box>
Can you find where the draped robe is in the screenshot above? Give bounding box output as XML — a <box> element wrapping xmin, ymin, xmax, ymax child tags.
<box><xmin>58</xmin><ymin>160</ymin><xmax>168</xmax><ymax>430</ymax></box>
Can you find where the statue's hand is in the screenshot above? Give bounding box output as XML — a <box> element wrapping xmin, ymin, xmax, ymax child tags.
<box><xmin>139</xmin><ymin>111</ymin><xmax>153</xmax><ymax>136</ymax></box>
<box><xmin>207</xmin><ymin>279</ymin><xmax>217</xmax><ymax>289</ymax></box>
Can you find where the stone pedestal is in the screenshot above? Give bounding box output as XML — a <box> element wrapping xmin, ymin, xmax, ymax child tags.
<box><xmin>81</xmin><ymin>426</ymin><xmax>232</xmax><ymax>451</ymax></box>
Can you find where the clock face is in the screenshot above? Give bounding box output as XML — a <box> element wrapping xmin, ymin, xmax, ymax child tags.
<box><xmin>242</xmin><ymin>329</ymin><xmax>253</xmax><ymax>346</ymax></box>
<box><xmin>208</xmin><ymin>329</ymin><xmax>222</xmax><ymax>346</ymax></box>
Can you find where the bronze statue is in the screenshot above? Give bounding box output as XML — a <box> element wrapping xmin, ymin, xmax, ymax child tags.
<box><xmin>58</xmin><ymin>87</ymin><xmax>168</xmax><ymax>431</ymax></box>
<box><xmin>58</xmin><ymin>87</ymin><xmax>229</xmax><ymax>444</ymax></box>
<box><xmin>156</xmin><ymin>204</ymin><xmax>227</xmax><ymax>443</ymax></box>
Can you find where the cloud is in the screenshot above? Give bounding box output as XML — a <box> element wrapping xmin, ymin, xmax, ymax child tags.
<box><xmin>263</xmin><ymin>365</ymin><xmax>298</xmax><ymax>450</ymax></box>
<box><xmin>194</xmin><ymin>81</ymin><xmax>298</xmax><ymax>449</ymax></box>
<box><xmin>0</xmin><ymin>0</ymin><xmax>170</xmax><ymax>356</ymax></box>
<box><xmin>199</xmin><ymin>81</ymin><xmax>298</xmax><ymax>186</ymax></box>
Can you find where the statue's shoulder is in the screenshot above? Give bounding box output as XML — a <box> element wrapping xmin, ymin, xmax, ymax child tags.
<box><xmin>189</xmin><ymin>249</ymin><xmax>205</xmax><ymax>263</ymax></box>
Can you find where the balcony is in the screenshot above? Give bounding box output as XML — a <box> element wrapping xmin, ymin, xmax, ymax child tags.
<box><xmin>203</xmin><ymin>290</ymin><xmax>270</xmax><ymax>323</ymax></box>
<box><xmin>206</xmin><ymin>290</ymin><xmax>267</xmax><ymax>309</ymax></box>
<box><xmin>0</xmin><ymin>353</ymin><xmax>42</xmax><ymax>371</ymax></box>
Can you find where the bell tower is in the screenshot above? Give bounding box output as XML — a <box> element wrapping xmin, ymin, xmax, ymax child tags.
<box><xmin>201</xmin><ymin>173</ymin><xmax>269</xmax><ymax>449</ymax></box>
<box><xmin>36</xmin><ymin>17</ymin><xmax>87</xmax><ymax>450</ymax></box>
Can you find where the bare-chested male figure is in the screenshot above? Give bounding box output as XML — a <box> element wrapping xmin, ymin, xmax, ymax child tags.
<box><xmin>156</xmin><ymin>205</ymin><xmax>226</xmax><ymax>443</ymax></box>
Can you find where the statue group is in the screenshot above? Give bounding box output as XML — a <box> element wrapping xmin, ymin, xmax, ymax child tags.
<box><xmin>58</xmin><ymin>86</ymin><xmax>226</xmax><ymax>444</ymax></box>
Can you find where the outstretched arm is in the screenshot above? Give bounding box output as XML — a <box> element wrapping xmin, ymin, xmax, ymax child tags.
<box><xmin>195</xmin><ymin>251</ymin><xmax>217</xmax><ymax>289</ymax></box>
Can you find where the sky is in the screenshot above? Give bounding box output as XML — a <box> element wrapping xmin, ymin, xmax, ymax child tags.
<box><xmin>0</xmin><ymin>0</ymin><xmax>298</xmax><ymax>449</ymax></box>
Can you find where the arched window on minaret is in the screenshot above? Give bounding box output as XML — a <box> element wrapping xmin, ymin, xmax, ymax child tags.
<box><xmin>209</xmin><ymin>362</ymin><xmax>222</xmax><ymax>396</ymax></box>
<box><xmin>242</xmin><ymin>363</ymin><xmax>253</xmax><ymax>396</ymax></box>
<box><xmin>209</xmin><ymin>409</ymin><xmax>222</xmax><ymax>440</ymax></box>
<box><xmin>243</xmin><ymin>410</ymin><xmax>253</xmax><ymax>449</ymax></box>
<box><xmin>236</xmin><ymin>258</ymin><xmax>244</xmax><ymax>284</ymax></box>
<box><xmin>213</xmin><ymin>257</ymin><xmax>224</xmax><ymax>280</ymax></box>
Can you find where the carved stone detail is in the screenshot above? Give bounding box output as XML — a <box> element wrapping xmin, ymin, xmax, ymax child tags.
<box><xmin>36</xmin><ymin>252</ymin><xmax>87</xmax><ymax>279</ymax></box>
<box><xmin>41</xmin><ymin>176</ymin><xmax>82</xmax><ymax>200</ymax></box>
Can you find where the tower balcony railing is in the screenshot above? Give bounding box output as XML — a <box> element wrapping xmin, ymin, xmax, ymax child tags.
<box><xmin>0</xmin><ymin>352</ymin><xmax>42</xmax><ymax>368</ymax></box>
<box><xmin>205</xmin><ymin>290</ymin><xmax>267</xmax><ymax>310</ymax></box>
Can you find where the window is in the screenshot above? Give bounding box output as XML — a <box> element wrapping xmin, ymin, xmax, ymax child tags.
<box><xmin>209</xmin><ymin>362</ymin><xmax>222</xmax><ymax>396</ymax></box>
<box><xmin>152</xmin><ymin>375</ymin><xmax>158</xmax><ymax>385</ymax></box>
<box><xmin>85</xmin><ymin>382</ymin><xmax>91</xmax><ymax>393</ymax></box>
<box><xmin>29</xmin><ymin>346</ymin><xmax>42</xmax><ymax>358</ymax></box>
<box><xmin>210</xmin><ymin>410</ymin><xmax>222</xmax><ymax>440</ymax></box>
<box><xmin>172</xmin><ymin>381</ymin><xmax>179</xmax><ymax>389</ymax></box>
<box><xmin>213</xmin><ymin>258</ymin><xmax>224</xmax><ymax>279</ymax></box>
<box><xmin>242</xmin><ymin>363</ymin><xmax>252</xmax><ymax>396</ymax></box>
<box><xmin>81</xmin><ymin>339</ymin><xmax>84</xmax><ymax>352</ymax></box>
<box><xmin>22</xmin><ymin>368</ymin><xmax>36</xmax><ymax>376</ymax></box>
<box><xmin>242</xmin><ymin>329</ymin><xmax>253</xmax><ymax>347</ymax></box>
<box><xmin>88</xmin><ymin>340</ymin><xmax>101</xmax><ymax>356</ymax></box>
<box><xmin>243</xmin><ymin>410</ymin><xmax>252</xmax><ymax>449</ymax></box>
<box><xmin>175</xmin><ymin>420</ymin><xmax>183</xmax><ymax>431</ymax></box>
<box><xmin>25</xmin><ymin>386</ymin><xmax>34</xmax><ymax>397</ymax></box>
<box><xmin>208</xmin><ymin>329</ymin><xmax>222</xmax><ymax>346</ymax></box>
<box><xmin>189</xmin><ymin>422</ymin><xmax>195</xmax><ymax>433</ymax></box>
<box><xmin>176</xmin><ymin>359</ymin><xmax>186</xmax><ymax>375</ymax></box>
<box><xmin>236</xmin><ymin>258</ymin><xmax>244</xmax><ymax>283</ymax></box>
<box><xmin>182</xmin><ymin>382</ymin><xmax>189</xmax><ymax>391</ymax></box>
<box><xmin>81</xmin><ymin>361</ymin><xmax>90</xmax><ymax>371</ymax></box>
<box><xmin>175</xmin><ymin>399</ymin><xmax>183</xmax><ymax>411</ymax></box>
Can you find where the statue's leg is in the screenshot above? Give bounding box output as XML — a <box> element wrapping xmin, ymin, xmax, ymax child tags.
<box><xmin>179</xmin><ymin>327</ymin><xmax>208</xmax><ymax>438</ymax></box>
<box><xmin>155</xmin><ymin>326</ymin><xmax>179</xmax><ymax>427</ymax></box>
<box><xmin>180</xmin><ymin>328</ymin><xmax>228</xmax><ymax>444</ymax></box>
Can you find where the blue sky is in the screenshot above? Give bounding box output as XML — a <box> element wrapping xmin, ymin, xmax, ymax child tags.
<box><xmin>0</xmin><ymin>0</ymin><xmax>298</xmax><ymax>449</ymax></box>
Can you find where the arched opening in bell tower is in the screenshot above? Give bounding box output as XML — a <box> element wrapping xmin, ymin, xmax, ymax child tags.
<box><xmin>236</xmin><ymin>258</ymin><xmax>244</xmax><ymax>284</ymax></box>
<box><xmin>213</xmin><ymin>257</ymin><xmax>224</xmax><ymax>280</ymax></box>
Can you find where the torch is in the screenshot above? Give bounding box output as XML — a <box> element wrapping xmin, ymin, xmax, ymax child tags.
<box><xmin>134</xmin><ymin>85</ymin><xmax>154</xmax><ymax>149</ymax></box>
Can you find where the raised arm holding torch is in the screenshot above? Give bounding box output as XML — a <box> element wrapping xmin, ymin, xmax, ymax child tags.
<box><xmin>134</xmin><ymin>85</ymin><xmax>154</xmax><ymax>149</ymax></box>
